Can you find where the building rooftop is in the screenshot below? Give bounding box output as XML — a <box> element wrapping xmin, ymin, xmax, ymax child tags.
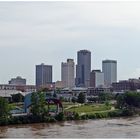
<box><xmin>78</xmin><ymin>50</ymin><xmax>91</xmax><ymax>53</ymax></box>
<box><xmin>102</xmin><ymin>60</ymin><xmax>117</xmax><ymax>63</ymax></box>
<box><xmin>91</xmin><ymin>70</ymin><xmax>102</xmax><ymax>73</ymax></box>
<box><xmin>62</xmin><ymin>87</ymin><xmax>87</xmax><ymax>91</ymax></box>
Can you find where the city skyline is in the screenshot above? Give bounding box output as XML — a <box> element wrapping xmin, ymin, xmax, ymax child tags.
<box><xmin>1</xmin><ymin>2</ymin><xmax>140</xmax><ymax>84</ymax></box>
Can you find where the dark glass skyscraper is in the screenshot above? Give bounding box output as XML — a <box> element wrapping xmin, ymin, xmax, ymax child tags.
<box><xmin>76</xmin><ymin>50</ymin><xmax>91</xmax><ymax>87</ymax></box>
<box><xmin>36</xmin><ymin>63</ymin><xmax>52</xmax><ymax>89</ymax></box>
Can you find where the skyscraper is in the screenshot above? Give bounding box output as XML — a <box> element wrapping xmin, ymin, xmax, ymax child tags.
<box><xmin>36</xmin><ymin>63</ymin><xmax>52</xmax><ymax>89</ymax></box>
<box><xmin>76</xmin><ymin>50</ymin><xmax>91</xmax><ymax>87</ymax></box>
<box><xmin>102</xmin><ymin>60</ymin><xmax>117</xmax><ymax>86</ymax></box>
<box><xmin>61</xmin><ymin>59</ymin><xmax>75</xmax><ymax>88</ymax></box>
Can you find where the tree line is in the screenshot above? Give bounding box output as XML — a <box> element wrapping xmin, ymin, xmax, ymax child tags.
<box><xmin>0</xmin><ymin>91</ymin><xmax>140</xmax><ymax>125</ymax></box>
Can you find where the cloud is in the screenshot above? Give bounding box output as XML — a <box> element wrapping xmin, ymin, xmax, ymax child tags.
<box><xmin>0</xmin><ymin>2</ymin><xmax>140</xmax><ymax>84</ymax></box>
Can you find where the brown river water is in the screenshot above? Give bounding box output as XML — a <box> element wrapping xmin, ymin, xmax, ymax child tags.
<box><xmin>0</xmin><ymin>117</ymin><xmax>140</xmax><ymax>138</ymax></box>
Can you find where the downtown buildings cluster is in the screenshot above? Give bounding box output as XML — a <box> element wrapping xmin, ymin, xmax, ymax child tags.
<box><xmin>1</xmin><ymin>49</ymin><xmax>140</xmax><ymax>100</ymax></box>
<box><xmin>35</xmin><ymin>49</ymin><xmax>140</xmax><ymax>95</ymax></box>
<box><xmin>36</xmin><ymin>50</ymin><xmax>117</xmax><ymax>90</ymax></box>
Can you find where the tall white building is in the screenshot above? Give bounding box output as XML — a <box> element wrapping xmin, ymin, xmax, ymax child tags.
<box><xmin>102</xmin><ymin>60</ymin><xmax>117</xmax><ymax>86</ymax></box>
<box><xmin>61</xmin><ymin>59</ymin><xmax>75</xmax><ymax>88</ymax></box>
<box><xmin>90</xmin><ymin>70</ymin><xmax>104</xmax><ymax>88</ymax></box>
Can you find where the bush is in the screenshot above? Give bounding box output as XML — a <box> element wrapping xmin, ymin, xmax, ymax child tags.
<box><xmin>66</xmin><ymin>116</ymin><xmax>73</xmax><ymax>120</ymax></box>
<box><xmin>121</xmin><ymin>109</ymin><xmax>134</xmax><ymax>116</ymax></box>
<box><xmin>55</xmin><ymin>112</ymin><xmax>65</xmax><ymax>121</ymax></box>
<box><xmin>88</xmin><ymin>113</ymin><xmax>96</xmax><ymax>119</ymax></box>
<box><xmin>94</xmin><ymin>113</ymin><xmax>101</xmax><ymax>118</ymax></box>
<box><xmin>0</xmin><ymin>117</ymin><xmax>9</xmax><ymax>125</ymax></box>
<box><xmin>116</xmin><ymin>91</ymin><xmax>140</xmax><ymax>109</ymax></box>
<box><xmin>11</xmin><ymin>93</ymin><xmax>24</xmax><ymax>103</ymax></box>
<box><xmin>81</xmin><ymin>114</ymin><xmax>88</xmax><ymax>120</ymax></box>
<box><xmin>73</xmin><ymin>112</ymin><xmax>80</xmax><ymax>120</ymax></box>
<box><xmin>77</xmin><ymin>93</ymin><xmax>86</xmax><ymax>104</ymax></box>
<box><xmin>108</xmin><ymin>110</ymin><xmax>122</xmax><ymax>117</ymax></box>
<box><xmin>43</xmin><ymin>116</ymin><xmax>56</xmax><ymax>123</ymax></box>
<box><xmin>79</xmin><ymin>110</ymin><xmax>125</xmax><ymax>120</ymax></box>
<box><xmin>49</xmin><ymin>117</ymin><xmax>57</xmax><ymax>122</ymax></box>
<box><xmin>71</xmin><ymin>97</ymin><xmax>77</xmax><ymax>103</ymax></box>
<box><xmin>94</xmin><ymin>112</ymin><xmax>108</xmax><ymax>118</ymax></box>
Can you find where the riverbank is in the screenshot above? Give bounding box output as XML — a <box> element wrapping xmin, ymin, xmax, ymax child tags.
<box><xmin>0</xmin><ymin>101</ymin><xmax>139</xmax><ymax>126</ymax></box>
<box><xmin>1</xmin><ymin>90</ymin><xmax>140</xmax><ymax>128</ymax></box>
<box><xmin>0</xmin><ymin>107</ymin><xmax>137</xmax><ymax>126</ymax></box>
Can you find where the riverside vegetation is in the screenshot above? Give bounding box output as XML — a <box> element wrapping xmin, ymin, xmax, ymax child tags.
<box><xmin>0</xmin><ymin>91</ymin><xmax>140</xmax><ymax>126</ymax></box>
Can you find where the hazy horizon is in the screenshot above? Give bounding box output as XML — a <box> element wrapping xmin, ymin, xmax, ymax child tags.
<box><xmin>1</xmin><ymin>1</ymin><xmax>140</xmax><ymax>85</ymax></box>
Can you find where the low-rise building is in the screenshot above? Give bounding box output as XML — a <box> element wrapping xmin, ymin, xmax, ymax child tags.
<box><xmin>0</xmin><ymin>90</ymin><xmax>27</xmax><ymax>102</ymax></box>
<box><xmin>61</xmin><ymin>87</ymin><xmax>88</xmax><ymax>96</ymax></box>
<box><xmin>56</xmin><ymin>87</ymin><xmax>87</xmax><ymax>101</ymax></box>
<box><xmin>55</xmin><ymin>81</ymin><xmax>65</xmax><ymax>89</ymax></box>
<box><xmin>112</xmin><ymin>78</ymin><xmax>140</xmax><ymax>92</ymax></box>
<box><xmin>9</xmin><ymin>76</ymin><xmax>26</xmax><ymax>85</ymax></box>
<box><xmin>0</xmin><ymin>84</ymin><xmax>36</xmax><ymax>92</ymax></box>
<box><xmin>87</xmin><ymin>87</ymin><xmax>112</xmax><ymax>96</ymax></box>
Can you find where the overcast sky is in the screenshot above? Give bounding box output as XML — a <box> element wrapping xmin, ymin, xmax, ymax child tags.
<box><xmin>0</xmin><ymin>1</ymin><xmax>140</xmax><ymax>84</ymax></box>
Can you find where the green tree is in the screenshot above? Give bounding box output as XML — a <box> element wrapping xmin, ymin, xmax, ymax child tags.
<box><xmin>71</xmin><ymin>97</ymin><xmax>77</xmax><ymax>103</ymax></box>
<box><xmin>55</xmin><ymin>112</ymin><xmax>65</xmax><ymax>121</ymax></box>
<box><xmin>38</xmin><ymin>92</ymin><xmax>46</xmax><ymax>115</ymax></box>
<box><xmin>98</xmin><ymin>93</ymin><xmax>113</xmax><ymax>103</ymax></box>
<box><xmin>40</xmin><ymin>87</ymin><xmax>50</xmax><ymax>92</ymax></box>
<box><xmin>116</xmin><ymin>94</ymin><xmax>126</xmax><ymax>109</ymax></box>
<box><xmin>116</xmin><ymin>92</ymin><xmax>140</xmax><ymax>109</ymax></box>
<box><xmin>30</xmin><ymin>92</ymin><xmax>46</xmax><ymax>116</ymax></box>
<box><xmin>11</xmin><ymin>93</ymin><xmax>24</xmax><ymax>103</ymax></box>
<box><xmin>124</xmin><ymin>92</ymin><xmax>140</xmax><ymax>107</ymax></box>
<box><xmin>30</xmin><ymin>92</ymin><xmax>39</xmax><ymax>116</ymax></box>
<box><xmin>87</xmin><ymin>96</ymin><xmax>99</xmax><ymax>103</ymax></box>
<box><xmin>53</xmin><ymin>93</ymin><xmax>57</xmax><ymax>98</ymax></box>
<box><xmin>59</xmin><ymin>96</ymin><xmax>65</xmax><ymax>102</ymax></box>
<box><xmin>55</xmin><ymin>88</ymin><xmax>61</xmax><ymax>94</ymax></box>
<box><xmin>77</xmin><ymin>93</ymin><xmax>86</xmax><ymax>104</ymax></box>
<box><xmin>0</xmin><ymin>97</ymin><xmax>11</xmax><ymax>118</ymax></box>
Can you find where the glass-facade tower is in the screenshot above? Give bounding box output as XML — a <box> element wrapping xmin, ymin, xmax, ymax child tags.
<box><xmin>76</xmin><ymin>50</ymin><xmax>91</xmax><ymax>87</ymax></box>
<box><xmin>102</xmin><ymin>60</ymin><xmax>117</xmax><ymax>87</ymax></box>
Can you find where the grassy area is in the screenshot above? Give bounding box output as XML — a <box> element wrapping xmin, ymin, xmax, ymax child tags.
<box><xmin>44</xmin><ymin>105</ymin><xmax>57</xmax><ymax>112</ymax></box>
<box><xmin>66</xmin><ymin>104</ymin><xmax>112</xmax><ymax>114</ymax></box>
<box><xmin>62</xmin><ymin>102</ymin><xmax>80</xmax><ymax>109</ymax></box>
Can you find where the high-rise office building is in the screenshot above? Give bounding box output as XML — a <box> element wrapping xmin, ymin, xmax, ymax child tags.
<box><xmin>90</xmin><ymin>70</ymin><xmax>104</xmax><ymax>88</ymax></box>
<box><xmin>61</xmin><ymin>59</ymin><xmax>75</xmax><ymax>88</ymax></box>
<box><xmin>102</xmin><ymin>60</ymin><xmax>117</xmax><ymax>86</ymax></box>
<box><xmin>76</xmin><ymin>50</ymin><xmax>91</xmax><ymax>87</ymax></box>
<box><xmin>36</xmin><ymin>63</ymin><xmax>52</xmax><ymax>89</ymax></box>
